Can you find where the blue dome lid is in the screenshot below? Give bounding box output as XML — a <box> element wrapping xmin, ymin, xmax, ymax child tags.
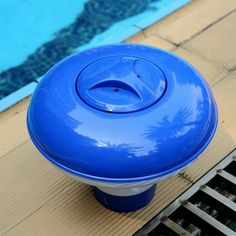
<box><xmin>27</xmin><ymin>44</ymin><xmax>218</xmax><ymax>182</ymax></box>
<box><xmin>76</xmin><ymin>56</ymin><xmax>166</xmax><ymax>113</ymax></box>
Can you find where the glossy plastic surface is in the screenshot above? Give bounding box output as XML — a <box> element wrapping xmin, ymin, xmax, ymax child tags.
<box><xmin>77</xmin><ymin>56</ymin><xmax>166</xmax><ymax>113</ymax></box>
<box><xmin>27</xmin><ymin>44</ymin><xmax>218</xmax><ymax>182</ymax></box>
<box><xmin>93</xmin><ymin>184</ymin><xmax>156</xmax><ymax>212</ymax></box>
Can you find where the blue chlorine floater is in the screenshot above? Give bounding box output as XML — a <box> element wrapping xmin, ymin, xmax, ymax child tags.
<box><xmin>27</xmin><ymin>44</ymin><xmax>218</xmax><ymax>212</ymax></box>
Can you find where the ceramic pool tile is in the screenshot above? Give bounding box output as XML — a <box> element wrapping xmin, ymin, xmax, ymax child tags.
<box><xmin>0</xmin><ymin>96</ymin><xmax>29</xmax><ymax>123</ymax></box>
<box><xmin>173</xmin><ymin>47</ymin><xmax>228</xmax><ymax>86</ymax></box>
<box><xmin>0</xmin><ymin>82</ymin><xmax>37</xmax><ymax>112</ymax></box>
<box><xmin>145</xmin><ymin>0</ymin><xmax>236</xmax><ymax>45</ymax></box>
<box><xmin>183</xmin><ymin>10</ymin><xmax>236</xmax><ymax>70</ymax></box>
<box><xmin>1</xmin><ymin>146</ymin><xmax>190</xmax><ymax>236</ymax></box>
<box><xmin>0</xmin><ymin>140</ymin><xmax>77</xmax><ymax>235</ymax></box>
<box><xmin>135</xmin><ymin>0</ymin><xmax>191</xmax><ymax>29</ymax></box>
<box><xmin>213</xmin><ymin>72</ymin><xmax>236</xmax><ymax>143</ymax></box>
<box><xmin>0</xmin><ymin>108</ymin><xmax>29</xmax><ymax>157</ymax></box>
<box><xmin>138</xmin><ymin>35</ymin><xmax>176</xmax><ymax>51</ymax></box>
<box><xmin>179</xmin><ymin>125</ymin><xmax>235</xmax><ymax>183</ymax></box>
<box><xmin>124</xmin><ymin>32</ymin><xmax>146</xmax><ymax>43</ymax></box>
<box><xmin>0</xmin><ymin>98</ymin><xmax>30</xmax><ymax>158</ymax></box>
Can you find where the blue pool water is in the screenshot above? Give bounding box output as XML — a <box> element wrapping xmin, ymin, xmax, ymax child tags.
<box><xmin>0</xmin><ymin>0</ymin><xmax>190</xmax><ymax>101</ymax></box>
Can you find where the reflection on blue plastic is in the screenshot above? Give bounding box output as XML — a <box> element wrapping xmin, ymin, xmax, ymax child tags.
<box><xmin>76</xmin><ymin>56</ymin><xmax>167</xmax><ymax>113</ymax></box>
<box><xmin>27</xmin><ymin>43</ymin><xmax>217</xmax><ymax>212</ymax></box>
<box><xmin>27</xmin><ymin>44</ymin><xmax>218</xmax><ymax>182</ymax></box>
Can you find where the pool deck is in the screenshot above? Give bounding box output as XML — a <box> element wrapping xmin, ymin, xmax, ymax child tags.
<box><xmin>1</xmin><ymin>0</ymin><xmax>236</xmax><ymax>235</ymax></box>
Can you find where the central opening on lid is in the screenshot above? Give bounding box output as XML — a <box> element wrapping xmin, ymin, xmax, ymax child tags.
<box><xmin>76</xmin><ymin>55</ymin><xmax>167</xmax><ymax>113</ymax></box>
<box><xmin>113</xmin><ymin>88</ymin><xmax>120</xmax><ymax>92</ymax></box>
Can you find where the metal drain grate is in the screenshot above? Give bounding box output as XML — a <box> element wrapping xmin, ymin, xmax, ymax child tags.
<box><xmin>134</xmin><ymin>150</ymin><xmax>236</xmax><ymax>236</ymax></box>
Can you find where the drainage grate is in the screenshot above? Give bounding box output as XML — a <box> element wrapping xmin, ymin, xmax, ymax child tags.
<box><xmin>134</xmin><ymin>150</ymin><xmax>236</xmax><ymax>236</ymax></box>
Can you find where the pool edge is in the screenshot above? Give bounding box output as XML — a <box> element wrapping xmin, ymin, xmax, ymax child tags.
<box><xmin>0</xmin><ymin>0</ymin><xmax>191</xmax><ymax>112</ymax></box>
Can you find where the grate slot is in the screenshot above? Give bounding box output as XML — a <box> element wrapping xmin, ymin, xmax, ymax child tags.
<box><xmin>169</xmin><ymin>205</ymin><xmax>225</xmax><ymax>236</ymax></box>
<box><xmin>218</xmin><ymin>170</ymin><xmax>236</xmax><ymax>185</ymax></box>
<box><xmin>160</xmin><ymin>218</ymin><xmax>192</xmax><ymax>236</ymax></box>
<box><xmin>201</xmin><ymin>185</ymin><xmax>236</xmax><ymax>211</ymax></box>
<box><xmin>189</xmin><ymin>191</ymin><xmax>236</xmax><ymax>231</ymax></box>
<box><xmin>207</xmin><ymin>175</ymin><xmax>236</xmax><ymax>202</ymax></box>
<box><xmin>148</xmin><ymin>223</ymin><xmax>179</xmax><ymax>236</ymax></box>
<box><xmin>224</xmin><ymin>160</ymin><xmax>236</xmax><ymax>177</ymax></box>
<box><xmin>183</xmin><ymin>201</ymin><xmax>235</xmax><ymax>236</ymax></box>
<box><xmin>134</xmin><ymin>150</ymin><xmax>236</xmax><ymax>236</ymax></box>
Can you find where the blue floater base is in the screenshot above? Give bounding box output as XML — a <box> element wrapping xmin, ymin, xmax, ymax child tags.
<box><xmin>93</xmin><ymin>185</ymin><xmax>156</xmax><ymax>212</ymax></box>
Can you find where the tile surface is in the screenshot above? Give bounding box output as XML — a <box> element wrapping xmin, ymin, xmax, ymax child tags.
<box><xmin>183</xmin><ymin>10</ymin><xmax>236</xmax><ymax>70</ymax></box>
<box><xmin>145</xmin><ymin>0</ymin><xmax>236</xmax><ymax>45</ymax></box>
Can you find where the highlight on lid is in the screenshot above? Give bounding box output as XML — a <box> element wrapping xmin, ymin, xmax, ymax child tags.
<box><xmin>27</xmin><ymin>44</ymin><xmax>218</xmax><ymax>212</ymax></box>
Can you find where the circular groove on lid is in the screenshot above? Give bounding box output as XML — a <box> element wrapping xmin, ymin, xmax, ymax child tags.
<box><xmin>76</xmin><ymin>55</ymin><xmax>167</xmax><ymax>113</ymax></box>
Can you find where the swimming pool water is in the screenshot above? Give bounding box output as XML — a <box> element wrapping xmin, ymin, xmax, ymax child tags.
<box><xmin>0</xmin><ymin>0</ymin><xmax>190</xmax><ymax>101</ymax></box>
